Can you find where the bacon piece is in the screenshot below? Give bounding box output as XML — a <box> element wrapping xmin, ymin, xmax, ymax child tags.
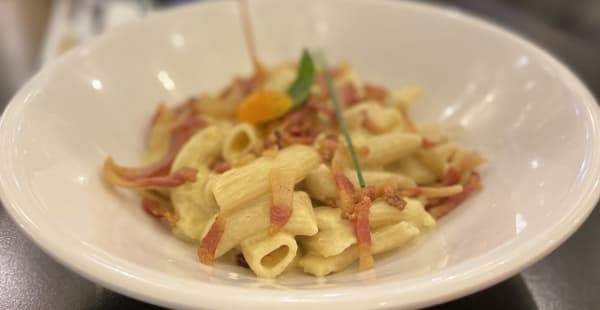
<box><xmin>104</xmin><ymin>160</ymin><xmax>197</xmax><ymax>188</ymax></box>
<box><xmin>383</xmin><ymin>187</ymin><xmax>407</xmax><ymax>210</ymax></box>
<box><xmin>446</xmin><ymin>172</ymin><xmax>481</xmax><ymax>205</ymax></box>
<box><xmin>360</xmin><ymin>110</ymin><xmax>384</xmax><ymax>134</ymax></box>
<box><xmin>334</xmin><ymin>174</ymin><xmax>356</xmax><ymax>219</ymax></box>
<box><xmin>279</xmin><ymin>108</ymin><xmax>320</xmax><ymax>145</ymax></box>
<box><xmin>427</xmin><ymin>171</ymin><xmax>482</xmax><ymax>219</ymax></box>
<box><xmin>141</xmin><ymin>199</ymin><xmax>177</xmax><ymax>226</ymax></box>
<box><xmin>454</xmin><ymin>152</ymin><xmax>485</xmax><ymax>174</ymax></box>
<box><xmin>338</xmin><ymin>83</ymin><xmax>360</xmax><ymax>107</ymax></box>
<box><xmin>317</xmin><ymin>134</ymin><xmax>339</xmax><ymax>162</ymax></box>
<box><xmin>269</xmin><ymin>168</ymin><xmax>295</xmax><ymax>235</ymax></box>
<box><xmin>354</xmin><ymin>195</ymin><xmax>374</xmax><ymax>271</ymax></box>
<box><xmin>442</xmin><ymin>168</ymin><xmax>461</xmax><ymax>186</ymax></box>
<box><xmin>149</xmin><ymin>103</ymin><xmax>173</xmax><ymax>128</ymax></box>
<box><xmin>104</xmin><ymin>113</ymin><xmax>205</xmax><ymax>187</ymax></box>
<box><xmin>358</xmin><ymin>185</ymin><xmax>385</xmax><ymax>202</ymax></box>
<box><xmin>422</xmin><ymin>137</ymin><xmax>449</xmax><ymax>149</ymax></box>
<box><xmin>198</xmin><ymin>215</ymin><xmax>226</xmax><ymax>265</ymax></box>
<box><xmin>269</xmin><ymin>205</ymin><xmax>293</xmax><ymax>235</ymax></box>
<box><xmin>364</xmin><ymin>83</ymin><xmax>388</xmax><ymax>101</ymax></box>
<box><xmin>211</xmin><ymin>161</ymin><xmax>231</xmax><ymax>174</ymax></box>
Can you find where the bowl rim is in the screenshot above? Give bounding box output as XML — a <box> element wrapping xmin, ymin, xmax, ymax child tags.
<box><xmin>1</xmin><ymin>0</ymin><xmax>599</xmax><ymax>309</ymax></box>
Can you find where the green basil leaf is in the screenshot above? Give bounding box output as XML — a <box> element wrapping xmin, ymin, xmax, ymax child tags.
<box><xmin>287</xmin><ymin>49</ymin><xmax>315</xmax><ymax>107</ymax></box>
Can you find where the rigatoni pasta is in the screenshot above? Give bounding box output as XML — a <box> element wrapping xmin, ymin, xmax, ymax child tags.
<box><xmin>102</xmin><ymin>55</ymin><xmax>484</xmax><ymax>278</ymax></box>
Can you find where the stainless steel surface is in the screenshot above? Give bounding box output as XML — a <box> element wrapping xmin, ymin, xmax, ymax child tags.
<box><xmin>1</xmin><ymin>1</ymin><xmax>599</xmax><ymax>309</ymax></box>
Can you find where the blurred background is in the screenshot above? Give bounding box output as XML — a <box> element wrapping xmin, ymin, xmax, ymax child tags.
<box><xmin>0</xmin><ymin>0</ymin><xmax>599</xmax><ymax>309</ymax></box>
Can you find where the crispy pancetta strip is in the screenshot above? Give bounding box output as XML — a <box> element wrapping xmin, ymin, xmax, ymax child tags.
<box><xmin>104</xmin><ymin>113</ymin><xmax>204</xmax><ymax>188</ymax></box>
<box><xmin>354</xmin><ymin>195</ymin><xmax>374</xmax><ymax>271</ymax></box>
<box><xmin>268</xmin><ymin>168</ymin><xmax>295</xmax><ymax>235</ymax></box>
<box><xmin>198</xmin><ymin>214</ymin><xmax>226</xmax><ymax>265</ymax></box>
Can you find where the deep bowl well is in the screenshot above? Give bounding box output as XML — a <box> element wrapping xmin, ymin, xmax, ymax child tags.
<box><xmin>1</xmin><ymin>0</ymin><xmax>599</xmax><ymax>309</ymax></box>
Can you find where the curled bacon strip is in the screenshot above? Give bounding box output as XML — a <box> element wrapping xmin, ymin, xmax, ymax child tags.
<box><xmin>268</xmin><ymin>168</ymin><xmax>295</xmax><ymax>235</ymax></box>
<box><xmin>104</xmin><ymin>112</ymin><xmax>204</xmax><ymax>188</ymax></box>
<box><xmin>338</xmin><ymin>83</ymin><xmax>360</xmax><ymax>107</ymax></box>
<box><xmin>354</xmin><ymin>195</ymin><xmax>374</xmax><ymax>271</ymax></box>
<box><xmin>270</xmin><ymin>206</ymin><xmax>293</xmax><ymax>235</ymax></box>
<box><xmin>211</xmin><ymin>160</ymin><xmax>231</xmax><ymax>174</ymax></box>
<box><xmin>427</xmin><ymin>171</ymin><xmax>482</xmax><ymax>219</ymax></box>
<box><xmin>364</xmin><ymin>83</ymin><xmax>388</xmax><ymax>101</ymax></box>
<box><xmin>142</xmin><ymin>199</ymin><xmax>177</xmax><ymax>226</ymax></box>
<box><xmin>334</xmin><ymin>174</ymin><xmax>356</xmax><ymax>219</ymax></box>
<box><xmin>104</xmin><ymin>161</ymin><xmax>197</xmax><ymax>188</ymax></box>
<box><xmin>198</xmin><ymin>214</ymin><xmax>226</xmax><ymax>265</ymax></box>
<box><xmin>447</xmin><ymin>172</ymin><xmax>481</xmax><ymax>205</ymax></box>
<box><xmin>442</xmin><ymin>168</ymin><xmax>461</xmax><ymax>186</ymax></box>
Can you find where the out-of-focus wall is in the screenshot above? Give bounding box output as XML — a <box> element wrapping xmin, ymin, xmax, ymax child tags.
<box><xmin>0</xmin><ymin>0</ymin><xmax>51</xmax><ymax>105</ymax></box>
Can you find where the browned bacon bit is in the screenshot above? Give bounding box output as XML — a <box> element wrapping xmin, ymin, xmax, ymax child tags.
<box><xmin>354</xmin><ymin>195</ymin><xmax>374</xmax><ymax>271</ymax></box>
<box><xmin>357</xmin><ymin>185</ymin><xmax>382</xmax><ymax>201</ymax></box>
<box><xmin>334</xmin><ymin>174</ymin><xmax>357</xmax><ymax>219</ymax></box>
<box><xmin>324</xmin><ymin>197</ymin><xmax>338</xmax><ymax>208</ymax></box>
<box><xmin>198</xmin><ymin>214</ymin><xmax>226</xmax><ymax>265</ymax></box>
<box><xmin>364</xmin><ymin>83</ymin><xmax>388</xmax><ymax>101</ymax></box>
<box><xmin>141</xmin><ymin>199</ymin><xmax>177</xmax><ymax>226</ymax></box>
<box><xmin>338</xmin><ymin>83</ymin><xmax>360</xmax><ymax>107</ymax></box>
<box><xmin>236</xmin><ymin>253</ymin><xmax>250</xmax><ymax>269</ymax></box>
<box><xmin>383</xmin><ymin>187</ymin><xmax>407</xmax><ymax>210</ymax></box>
<box><xmin>211</xmin><ymin>160</ymin><xmax>231</xmax><ymax>174</ymax></box>
<box><xmin>360</xmin><ymin>110</ymin><xmax>385</xmax><ymax>134</ymax></box>
<box><xmin>442</xmin><ymin>168</ymin><xmax>461</xmax><ymax>186</ymax></box>
<box><xmin>279</xmin><ymin>108</ymin><xmax>321</xmax><ymax>145</ymax></box>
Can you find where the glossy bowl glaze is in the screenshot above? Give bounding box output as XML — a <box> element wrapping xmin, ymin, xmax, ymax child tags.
<box><xmin>1</xmin><ymin>0</ymin><xmax>599</xmax><ymax>309</ymax></box>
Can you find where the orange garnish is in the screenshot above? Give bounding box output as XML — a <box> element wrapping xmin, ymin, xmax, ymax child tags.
<box><xmin>236</xmin><ymin>89</ymin><xmax>293</xmax><ymax>123</ymax></box>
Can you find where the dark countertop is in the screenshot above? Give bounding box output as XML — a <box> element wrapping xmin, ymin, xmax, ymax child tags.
<box><xmin>1</xmin><ymin>1</ymin><xmax>599</xmax><ymax>309</ymax></box>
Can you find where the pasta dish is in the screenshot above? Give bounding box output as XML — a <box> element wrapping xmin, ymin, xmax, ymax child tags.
<box><xmin>102</xmin><ymin>50</ymin><xmax>484</xmax><ymax>278</ymax></box>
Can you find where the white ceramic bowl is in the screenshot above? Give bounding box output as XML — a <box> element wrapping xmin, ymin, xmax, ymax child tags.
<box><xmin>1</xmin><ymin>0</ymin><xmax>599</xmax><ymax>309</ymax></box>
